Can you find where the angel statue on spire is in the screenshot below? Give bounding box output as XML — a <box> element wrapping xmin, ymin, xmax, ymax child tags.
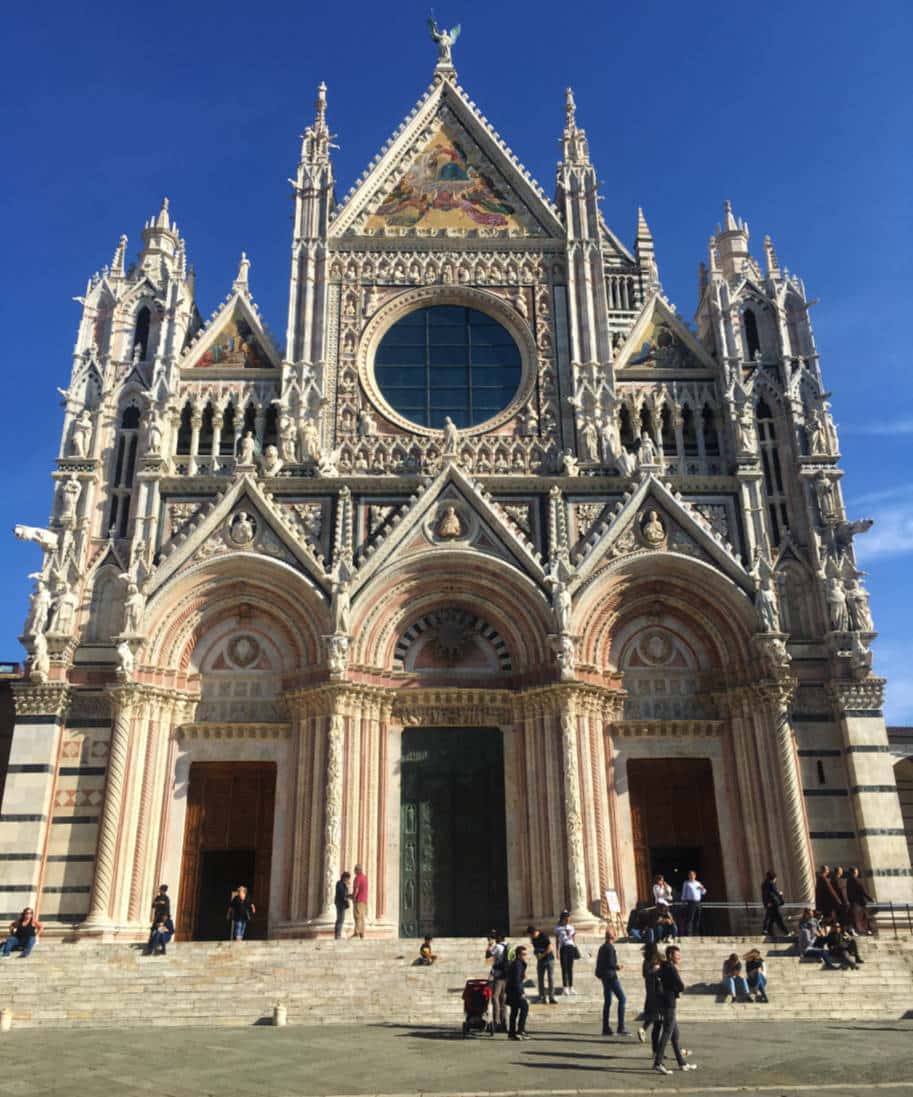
<box><xmin>427</xmin><ymin>13</ymin><xmax>461</xmax><ymax>67</ymax></box>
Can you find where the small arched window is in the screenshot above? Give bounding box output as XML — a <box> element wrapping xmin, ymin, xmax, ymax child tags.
<box><xmin>219</xmin><ymin>405</ymin><xmax>237</xmax><ymax>455</ymax></box>
<box><xmin>199</xmin><ymin>403</ymin><xmax>215</xmax><ymax>453</ymax></box>
<box><xmin>619</xmin><ymin>405</ymin><xmax>637</xmax><ymax>449</ymax></box>
<box><xmin>107</xmin><ymin>405</ymin><xmax>141</xmax><ymax>538</ymax></box>
<box><xmin>660</xmin><ymin>406</ymin><xmax>676</xmax><ymax>455</ymax></box>
<box><xmin>176</xmin><ymin>403</ymin><xmax>193</xmax><ymax>453</ymax></box>
<box><xmin>701</xmin><ymin>405</ymin><xmax>720</xmax><ymax>456</ymax></box>
<box><xmin>133</xmin><ymin>306</ymin><xmax>151</xmax><ymax>360</ymax></box>
<box><xmin>743</xmin><ymin>308</ymin><xmax>761</xmax><ymax>359</ymax></box>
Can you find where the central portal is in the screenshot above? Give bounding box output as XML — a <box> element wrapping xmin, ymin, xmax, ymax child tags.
<box><xmin>399</xmin><ymin>727</ymin><xmax>508</xmax><ymax>937</ymax></box>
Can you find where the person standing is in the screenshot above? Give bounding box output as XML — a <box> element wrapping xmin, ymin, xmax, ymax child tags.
<box><xmin>832</xmin><ymin>866</ymin><xmax>851</xmax><ymax>927</ymax></box>
<box><xmin>147</xmin><ymin>884</ymin><xmax>171</xmax><ymax>954</ymax></box>
<box><xmin>486</xmin><ymin>932</ymin><xmax>508</xmax><ymax>1033</ymax></box>
<box><xmin>652</xmin><ymin>945</ymin><xmax>697</xmax><ymax>1075</ymax></box>
<box><xmin>815</xmin><ymin>865</ymin><xmax>842</xmax><ymax>922</ymax></box>
<box><xmin>506</xmin><ymin>944</ymin><xmax>530</xmax><ymax>1040</ymax></box>
<box><xmin>351</xmin><ymin>864</ymin><xmax>368</xmax><ymax>939</ymax></box>
<box><xmin>680</xmin><ymin>871</ymin><xmax>706</xmax><ymax>936</ymax></box>
<box><xmin>595</xmin><ymin>927</ymin><xmax>630</xmax><ymax>1036</ymax></box>
<box><xmin>334</xmin><ymin>871</ymin><xmax>351</xmax><ymax>939</ymax></box>
<box><xmin>761</xmin><ymin>870</ymin><xmax>788</xmax><ymax>936</ymax></box>
<box><xmin>637</xmin><ymin>942</ymin><xmax>663</xmax><ymax>1048</ymax></box>
<box><xmin>555</xmin><ymin>909</ymin><xmax>578</xmax><ymax>995</ymax></box>
<box><xmin>846</xmin><ymin>867</ymin><xmax>875</xmax><ymax>935</ymax></box>
<box><xmin>227</xmin><ymin>885</ymin><xmax>255</xmax><ymax>941</ymax></box>
<box><xmin>526</xmin><ymin>925</ymin><xmax>557</xmax><ymax>1004</ymax></box>
<box><xmin>0</xmin><ymin>908</ymin><xmax>42</xmax><ymax>958</ymax></box>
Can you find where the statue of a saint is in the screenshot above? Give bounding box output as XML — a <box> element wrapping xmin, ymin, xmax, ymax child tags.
<box><xmin>442</xmin><ymin>416</ymin><xmax>460</xmax><ymax>456</ymax></box>
<box><xmin>579</xmin><ymin>419</ymin><xmax>599</xmax><ymax>463</ymax></box>
<box><xmin>826</xmin><ymin>575</ymin><xmax>850</xmax><ymax>631</ymax></box>
<box><xmin>639</xmin><ymin>430</ymin><xmax>658</xmax><ymax>465</ymax></box>
<box><xmin>807</xmin><ymin>408</ymin><xmax>828</xmax><ymax>455</ymax></box>
<box><xmin>326</xmin><ymin>633</ymin><xmax>349</xmax><ymax>678</ymax></box>
<box><xmin>30</xmin><ymin>632</ymin><xmax>50</xmax><ymax>683</ymax></box>
<box><xmin>70</xmin><ymin>410</ymin><xmax>92</xmax><ymax>457</ymax></box>
<box><xmin>49</xmin><ymin>582</ymin><xmax>77</xmax><ymax>635</ymax></box>
<box><xmin>642</xmin><ymin>509</ymin><xmax>666</xmax><ymax>547</ymax></box>
<box><xmin>229</xmin><ymin>511</ymin><xmax>256</xmax><ymax>546</ymax></box>
<box><xmin>357</xmin><ymin>408</ymin><xmax>377</xmax><ymax>438</ymax></box>
<box><xmin>24</xmin><ymin>576</ymin><xmax>52</xmax><ymax>636</ymax></box>
<box><xmin>437</xmin><ymin>505</ymin><xmax>462</xmax><ymax>539</ymax></box>
<box><xmin>116</xmin><ymin>639</ymin><xmax>135</xmax><ymax>680</ymax></box>
<box><xmin>331</xmin><ymin>578</ymin><xmax>351</xmax><ymax>635</ymax></box>
<box><xmin>144</xmin><ymin>409</ymin><xmax>163</xmax><ymax>455</ymax></box>
<box><xmin>427</xmin><ymin>16</ymin><xmax>461</xmax><ymax>67</ymax></box>
<box><xmin>279</xmin><ymin>415</ymin><xmax>298</xmax><ymax>462</ymax></box>
<box><xmin>122</xmin><ymin>581</ymin><xmax>146</xmax><ymax>635</ymax></box>
<box><xmin>260</xmin><ymin>444</ymin><xmax>283</xmax><ymax>477</ymax></box>
<box><xmin>551</xmin><ymin>579</ymin><xmax>572</xmax><ymax>635</ymax></box>
<box><xmin>736</xmin><ymin>402</ymin><xmax>756</xmax><ymax>453</ymax></box>
<box><xmin>238</xmin><ymin>431</ymin><xmax>256</xmax><ymax>465</ymax></box>
<box><xmin>58</xmin><ymin>477</ymin><xmax>81</xmax><ymax>525</ymax></box>
<box><xmin>560</xmin><ymin>450</ymin><xmax>579</xmax><ymax>477</ymax></box>
<box><xmin>299</xmin><ymin>419</ymin><xmax>321</xmax><ymax>463</ymax></box>
<box><xmin>846</xmin><ymin>578</ymin><xmax>873</xmax><ymax>632</ymax></box>
<box><xmin>755</xmin><ymin>574</ymin><xmax>781</xmax><ymax>633</ymax></box>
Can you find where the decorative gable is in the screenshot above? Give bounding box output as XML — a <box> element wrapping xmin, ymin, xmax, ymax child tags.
<box><xmin>614</xmin><ymin>296</ymin><xmax>717</xmax><ymax>373</ymax></box>
<box><xmin>181</xmin><ymin>296</ymin><xmax>280</xmax><ymax>371</ymax></box>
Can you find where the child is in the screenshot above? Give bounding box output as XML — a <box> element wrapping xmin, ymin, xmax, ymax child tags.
<box><xmin>418</xmin><ymin>935</ymin><xmax>437</xmax><ymax>965</ymax></box>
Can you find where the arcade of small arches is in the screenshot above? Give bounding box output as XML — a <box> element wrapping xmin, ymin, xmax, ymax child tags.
<box><xmin>84</xmin><ymin>550</ymin><xmax>814</xmax><ymax>942</ymax></box>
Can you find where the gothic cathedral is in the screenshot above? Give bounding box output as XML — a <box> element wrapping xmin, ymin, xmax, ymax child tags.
<box><xmin>3</xmin><ymin>39</ymin><xmax>910</xmax><ymax>940</ymax></box>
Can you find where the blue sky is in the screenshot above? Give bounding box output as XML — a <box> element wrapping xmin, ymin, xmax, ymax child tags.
<box><xmin>3</xmin><ymin>2</ymin><xmax>912</xmax><ymax>720</ymax></box>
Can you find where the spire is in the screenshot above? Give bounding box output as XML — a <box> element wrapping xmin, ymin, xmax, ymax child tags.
<box><xmin>139</xmin><ymin>197</ymin><xmax>179</xmax><ymax>271</ymax></box>
<box><xmin>301</xmin><ymin>81</ymin><xmax>332</xmax><ymax>165</ymax></box>
<box><xmin>635</xmin><ymin>207</ymin><xmax>660</xmax><ymax>295</ymax></box>
<box><xmin>233</xmin><ymin>251</ymin><xmax>250</xmax><ymax>293</ymax></box>
<box><xmin>110</xmin><ymin>234</ymin><xmax>127</xmax><ymax>279</ymax></box>
<box><xmin>716</xmin><ymin>199</ymin><xmax>751</xmax><ymax>279</ymax></box>
<box><xmin>723</xmin><ymin>199</ymin><xmax>738</xmax><ymax>232</ymax></box>
<box><xmin>764</xmin><ymin>233</ymin><xmax>780</xmax><ymax>279</ymax></box>
<box><xmin>560</xmin><ymin>86</ymin><xmax>590</xmax><ymax>165</ymax></box>
<box><xmin>155</xmin><ymin>197</ymin><xmax>171</xmax><ymax>230</ymax></box>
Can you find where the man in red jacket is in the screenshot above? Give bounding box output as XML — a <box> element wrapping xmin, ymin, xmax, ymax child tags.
<box><xmin>351</xmin><ymin>864</ymin><xmax>368</xmax><ymax>939</ymax></box>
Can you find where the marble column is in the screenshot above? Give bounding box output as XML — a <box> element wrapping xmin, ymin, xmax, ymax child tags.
<box><xmin>556</xmin><ymin>689</ymin><xmax>596</xmax><ymax>926</ymax></box>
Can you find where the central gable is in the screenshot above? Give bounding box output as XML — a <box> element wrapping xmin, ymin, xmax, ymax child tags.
<box><xmin>363</xmin><ymin>119</ymin><xmax>546</xmax><ymax>237</ymax></box>
<box><xmin>330</xmin><ymin>81</ymin><xmax>564</xmax><ymax>239</ymax></box>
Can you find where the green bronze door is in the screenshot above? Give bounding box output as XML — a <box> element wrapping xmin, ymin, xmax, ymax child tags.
<box><xmin>400</xmin><ymin>727</ymin><xmax>508</xmax><ymax>937</ymax></box>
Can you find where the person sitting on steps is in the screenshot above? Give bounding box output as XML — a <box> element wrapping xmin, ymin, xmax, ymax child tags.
<box><xmin>0</xmin><ymin>908</ymin><xmax>41</xmax><ymax>959</ymax></box>
<box><xmin>744</xmin><ymin>948</ymin><xmax>769</xmax><ymax>1002</ymax></box>
<box><xmin>721</xmin><ymin>952</ymin><xmax>750</xmax><ymax>1002</ymax></box>
<box><xmin>796</xmin><ymin>909</ymin><xmax>838</xmax><ymax>968</ymax></box>
<box><xmin>825</xmin><ymin>922</ymin><xmax>864</xmax><ymax>969</ymax></box>
<box><xmin>418</xmin><ymin>935</ymin><xmax>437</xmax><ymax>965</ymax></box>
<box><xmin>149</xmin><ymin>912</ymin><xmax>174</xmax><ymax>956</ymax></box>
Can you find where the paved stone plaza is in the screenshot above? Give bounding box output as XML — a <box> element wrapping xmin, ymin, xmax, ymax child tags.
<box><xmin>1</xmin><ymin>1020</ymin><xmax>912</xmax><ymax>1097</ymax></box>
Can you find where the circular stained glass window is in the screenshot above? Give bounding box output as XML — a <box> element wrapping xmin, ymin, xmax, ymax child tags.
<box><xmin>374</xmin><ymin>305</ymin><xmax>522</xmax><ymax>430</ymax></box>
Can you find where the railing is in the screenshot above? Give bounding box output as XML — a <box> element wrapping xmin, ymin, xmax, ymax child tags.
<box><xmin>630</xmin><ymin>901</ymin><xmax>913</xmax><ymax>940</ymax></box>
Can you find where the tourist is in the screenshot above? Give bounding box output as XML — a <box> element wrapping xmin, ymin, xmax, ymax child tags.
<box><xmin>652</xmin><ymin>945</ymin><xmax>697</xmax><ymax>1074</ymax></box>
<box><xmin>744</xmin><ymin>948</ymin><xmax>768</xmax><ymax>1002</ymax></box>
<box><xmin>351</xmin><ymin>863</ymin><xmax>368</xmax><ymax>939</ymax></box>
<box><xmin>761</xmin><ymin>870</ymin><xmax>788</xmax><ymax>936</ymax></box>
<box><xmin>486</xmin><ymin>931</ymin><xmax>508</xmax><ymax>1033</ymax></box>
<box><xmin>833</xmin><ymin>866</ymin><xmax>851</xmax><ymax>927</ymax></box>
<box><xmin>846</xmin><ymin>867</ymin><xmax>875</xmax><ymax>936</ymax></box>
<box><xmin>418</xmin><ymin>935</ymin><xmax>437</xmax><ymax>965</ymax></box>
<box><xmin>149</xmin><ymin>912</ymin><xmax>174</xmax><ymax>956</ymax></box>
<box><xmin>595</xmin><ymin>926</ymin><xmax>630</xmax><ymax>1036</ymax></box>
<box><xmin>626</xmin><ymin>903</ymin><xmax>653</xmax><ymax>943</ymax></box>
<box><xmin>652</xmin><ymin>874</ymin><xmax>673</xmax><ymax>913</ymax></box>
<box><xmin>555</xmin><ymin>909</ymin><xmax>579</xmax><ymax>995</ymax></box>
<box><xmin>721</xmin><ymin>952</ymin><xmax>750</xmax><ymax>1002</ymax></box>
<box><xmin>527</xmin><ymin>925</ymin><xmax>556</xmax><ymax>1004</ymax></box>
<box><xmin>637</xmin><ymin>942</ymin><xmax>663</xmax><ymax>1046</ymax></box>
<box><xmin>797</xmin><ymin>908</ymin><xmax>837</xmax><ymax>968</ymax></box>
<box><xmin>825</xmin><ymin>922</ymin><xmax>863</xmax><ymax>969</ymax></box>
<box><xmin>146</xmin><ymin>884</ymin><xmax>171</xmax><ymax>954</ymax></box>
<box><xmin>680</xmin><ymin>870</ymin><xmax>706</xmax><ymax>936</ymax></box>
<box><xmin>506</xmin><ymin>944</ymin><xmax>530</xmax><ymax>1040</ymax></box>
<box><xmin>334</xmin><ymin>870</ymin><xmax>351</xmax><ymax>939</ymax></box>
<box><xmin>815</xmin><ymin>865</ymin><xmax>842</xmax><ymax>922</ymax></box>
<box><xmin>0</xmin><ymin>908</ymin><xmax>41</xmax><ymax>958</ymax></box>
<box><xmin>227</xmin><ymin>884</ymin><xmax>255</xmax><ymax>940</ymax></box>
<box><xmin>654</xmin><ymin>908</ymin><xmax>677</xmax><ymax>943</ymax></box>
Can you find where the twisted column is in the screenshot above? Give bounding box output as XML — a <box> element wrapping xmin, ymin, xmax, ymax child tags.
<box><xmin>559</xmin><ymin>697</ymin><xmax>589</xmax><ymax>922</ymax></box>
<box><xmin>83</xmin><ymin>687</ymin><xmax>137</xmax><ymax>931</ymax></box>
<box><xmin>317</xmin><ymin>712</ymin><xmax>345</xmax><ymax>923</ymax></box>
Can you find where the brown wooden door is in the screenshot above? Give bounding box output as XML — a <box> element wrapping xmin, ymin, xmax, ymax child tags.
<box><xmin>178</xmin><ymin>762</ymin><xmax>276</xmax><ymax>940</ymax></box>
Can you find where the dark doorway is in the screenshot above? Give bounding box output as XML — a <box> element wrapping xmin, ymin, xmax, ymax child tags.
<box><xmin>194</xmin><ymin>849</ymin><xmax>256</xmax><ymax>941</ymax></box>
<box><xmin>628</xmin><ymin>757</ymin><xmax>725</xmax><ymax>910</ymax></box>
<box><xmin>399</xmin><ymin>727</ymin><xmax>508</xmax><ymax>937</ymax></box>
<box><xmin>178</xmin><ymin>762</ymin><xmax>275</xmax><ymax>940</ymax></box>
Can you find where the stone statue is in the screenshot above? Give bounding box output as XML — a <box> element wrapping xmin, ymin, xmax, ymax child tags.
<box><xmin>437</xmin><ymin>505</ymin><xmax>462</xmax><ymax>539</ymax></box>
<box><xmin>279</xmin><ymin>413</ymin><xmax>298</xmax><ymax>462</ymax></box>
<box><xmin>144</xmin><ymin>409</ymin><xmax>163</xmax><ymax>455</ymax></box>
<box><xmin>850</xmin><ymin>630</ymin><xmax>872</xmax><ymax>678</ymax></box>
<box><xmin>755</xmin><ymin>574</ymin><xmax>781</xmax><ymax>632</ymax></box>
<box><xmin>58</xmin><ymin>477</ymin><xmax>81</xmax><ymax>525</ymax></box>
<box><xmin>260</xmin><ymin>444</ymin><xmax>283</xmax><ymax>477</ymax></box>
<box><xmin>331</xmin><ymin>577</ymin><xmax>351</xmax><ymax>635</ymax></box>
<box><xmin>122</xmin><ymin>581</ymin><xmax>146</xmax><ymax>635</ymax></box>
<box><xmin>14</xmin><ymin>524</ymin><xmax>59</xmax><ymax>554</ymax></box>
<box><xmin>238</xmin><ymin>431</ymin><xmax>256</xmax><ymax>465</ymax></box>
<box><xmin>116</xmin><ymin>639</ymin><xmax>135</xmax><ymax>680</ymax></box>
<box><xmin>24</xmin><ymin>576</ymin><xmax>52</xmax><ymax>636</ymax></box>
<box><xmin>70</xmin><ymin>410</ymin><xmax>92</xmax><ymax>457</ymax></box>
<box><xmin>560</xmin><ymin>450</ymin><xmax>579</xmax><ymax>477</ymax></box>
<box><xmin>807</xmin><ymin>408</ymin><xmax>828</xmax><ymax>455</ymax></box>
<box><xmin>757</xmin><ymin>634</ymin><xmax>789</xmax><ymax>677</ymax></box>
<box><xmin>615</xmin><ymin>447</ymin><xmax>638</xmax><ymax>477</ymax></box>
<box><xmin>639</xmin><ymin>430</ymin><xmax>658</xmax><ymax>465</ymax></box>
<box><xmin>442</xmin><ymin>416</ymin><xmax>460</xmax><ymax>456</ymax></box>
<box><xmin>579</xmin><ymin>419</ymin><xmax>599</xmax><ymax>463</ymax></box>
<box><xmin>229</xmin><ymin>511</ymin><xmax>256</xmax><ymax>546</ymax></box>
<box><xmin>550</xmin><ymin>633</ymin><xmax>576</xmax><ymax>681</ymax></box>
<box><xmin>30</xmin><ymin>632</ymin><xmax>50</xmax><ymax>683</ymax></box>
<box><xmin>846</xmin><ymin>578</ymin><xmax>873</xmax><ymax>632</ymax></box>
<box><xmin>299</xmin><ymin>419</ymin><xmax>321</xmax><ymax>464</ymax></box>
<box><xmin>49</xmin><ymin>582</ymin><xmax>77</xmax><ymax>635</ymax></box>
<box><xmin>550</xmin><ymin>579</ymin><xmax>572</xmax><ymax>634</ymax></box>
<box><xmin>326</xmin><ymin>633</ymin><xmax>349</xmax><ymax>678</ymax></box>
<box><xmin>357</xmin><ymin>407</ymin><xmax>377</xmax><ymax>438</ymax></box>
<box><xmin>736</xmin><ymin>402</ymin><xmax>756</xmax><ymax>453</ymax></box>
<box><xmin>427</xmin><ymin>15</ymin><xmax>460</xmax><ymax>66</ymax></box>
<box><xmin>316</xmin><ymin>447</ymin><xmax>340</xmax><ymax>477</ymax></box>
<box><xmin>814</xmin><ymin>472</ymin><xmax>837</xmax><ymax>522</ymax></box>
<box><xmin>826</xmin><ymin>575</ymin><xmax>850</xmax><ymax>631</ymax></box>
<box><xmin>642</xmin><ymin>509</ymin><xmax>666</xmax><ymax>547</ymax></box>
<box><xmin>519</xmin><ymin>408</ymin><xmax>538</xmax><ymax>437</ymax></box>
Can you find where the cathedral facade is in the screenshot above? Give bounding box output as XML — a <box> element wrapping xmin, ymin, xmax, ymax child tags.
<box><xmin>3</xmin><ymin>41</ymin><xmax>910</xmax><ymax>940</ymax></box>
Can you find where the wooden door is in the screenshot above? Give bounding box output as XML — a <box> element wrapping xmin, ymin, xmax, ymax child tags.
<box><xmin>178</xmin><ymin>762</ymin><xmax>276</xmax><ymax>939</ymax></box>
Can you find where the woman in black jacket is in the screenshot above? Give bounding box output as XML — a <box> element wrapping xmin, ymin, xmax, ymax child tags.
<box><xmin>761</xmin><ymin>870</ymin><xmax>787</xmax><ymax>936</ymax></box>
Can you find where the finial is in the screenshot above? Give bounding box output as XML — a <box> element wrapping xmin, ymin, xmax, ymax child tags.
<box><xmin>636</xmin><ymin>206</ymin><xmax>653</xmax><ymax>239</ymax></box>
<box><xmin>156</xmin><ymin>197</ymin><xmax>171</xmax><ymax>230</ymax></box>
<box><xmin>565</xmin><ymin>87</ymin><xmax>577</xmax><ymax>126</ymax></box>
<box><xmin>428</xmin><ymin>14</ymin><xmax>460</xmax><ymax>75</ymax></box>
<box><xmin>764</xmin><ymin>233</ymin><xmax>780</xmax><ymax>277</ymax></box>
<box><xmin>722</xmin><ymin>199</ymin><xmax>738</xmax><ymax>232</ymax></box>
<box><xmin>315</xmin><ymin>81</ymin><xmax>327</xmax><ymax>126</ymax></box>
<box><xmin>234</xmin><ymin>251</ymin><xmax>250</xmax><ymax>292</ymax></box>
<box><xmin>111</xmin><ymin>234</ymin><xmax>127</xmax><ymax>278</ymax></box>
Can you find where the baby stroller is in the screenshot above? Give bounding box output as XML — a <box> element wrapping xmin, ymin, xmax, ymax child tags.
<box><xmin>461</xmin><ymin>978</ymin><xmax>493</xmax><ymax>1037</ymax></box>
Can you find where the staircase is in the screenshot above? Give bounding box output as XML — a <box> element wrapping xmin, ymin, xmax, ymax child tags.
<box><xmin>2</xmin><ymin>936</ymin><xmax>911</xmax><ymax>1029</ymax></box>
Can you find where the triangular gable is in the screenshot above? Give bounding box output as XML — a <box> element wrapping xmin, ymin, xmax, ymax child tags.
<box><xmin>572</xmin><ymin>473</ymin><xmax>753</xmax><ymax>594</ymax></box>
<box><xmin>352</xmin><ymin>461</ymin><xmax>546</xmax><ymax>592</ymax></box>
<box><xmin>330</xmin><ymin>80</ymin><xmax>564</xmax><ymax>239</ymax></box>
<box><xmin>147</xmin><ymin>474</ymin><xmax>328</xmax><ymax>598</ymax></box>
<box><xmin>614</xmin><ymin>295</ymin><xmax>717</xmax><ymax>373</ymax></box>
<box><xmin>179</xmin><ymin>294</ymin><xmax>280</xmax><ymax>371</ymax></box>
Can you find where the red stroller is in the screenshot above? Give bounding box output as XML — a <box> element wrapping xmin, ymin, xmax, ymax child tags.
<box><xmin>461</xmin><ymin>978</ymin><xmax>493</xmax><ymax>1037</ymax></box>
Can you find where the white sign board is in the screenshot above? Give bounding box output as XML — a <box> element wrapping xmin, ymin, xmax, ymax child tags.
<box><xmin>604</xmin><ymin>888</ymin><xmax>621</xmax><ymax>914</ymax></box>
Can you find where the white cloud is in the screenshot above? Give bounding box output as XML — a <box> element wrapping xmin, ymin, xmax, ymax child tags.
<box><xmin>847</xmin><ymin>484</ymin><xmax>913</xmax><ymax>510</ymax></box>
<box><xmin>854</xmin><ymin>501</ymin><xmax>913</xmax><ymax>562</ymax></box>
<box><xmin>843</xmin><ymin>419</ymin><xmax>913</xmax><ymax>436</ymax></box>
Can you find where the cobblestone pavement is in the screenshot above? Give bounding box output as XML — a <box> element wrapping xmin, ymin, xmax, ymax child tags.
<box><xmin>0</xmin><ymin>1020</ymin><xmax>912</xmax><ymax>1096</ymax></box>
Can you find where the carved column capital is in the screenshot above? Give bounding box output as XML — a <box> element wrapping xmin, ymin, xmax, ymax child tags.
<box><xmin>11</xmin><ymin>682</ymin><xmax>70</xmax><ymax>719</ymax></box>
<box><xmin>827</xmin><ymin>677</ymin><xmax>886</xmax><ymax>715</ymax></box>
